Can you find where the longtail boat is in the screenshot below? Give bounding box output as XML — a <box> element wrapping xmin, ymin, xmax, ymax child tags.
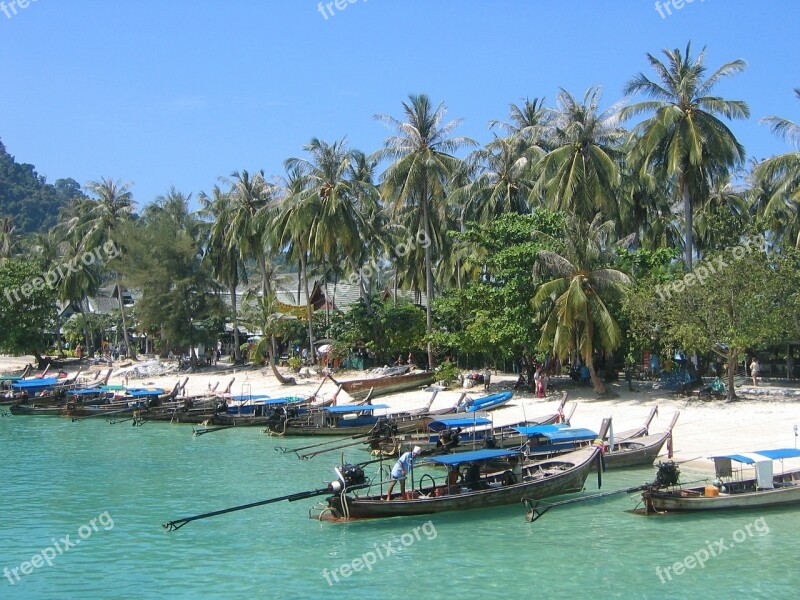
<box><xmin>312</xmin><ymin>444</ymin><xmax>601</xmax><ymax>520</ymax></box>
<box><xmin>264</xmin><ymin>404</ymin><xmax>432</xmax><ymax>437</ymax></box>
<box><xmin>641</xmin><ymin>448</ymin><xmax>800</xmax><ymax>513</ymax></box>
<box><xmin>455</xmin><ymin>391</ymin><xmax>513</xmax><ymax>413</ymax></box>
<box><xmin>368</xmin><ymin>395</ymin><xmax>574</xmax><ymax>457</ymax></box>
<box><xmin>601</xmin><ymin>411</ymin><xmax>679</xmax><ymax>469</ymax></box>
<box><xmin>329</xmin><ymin>371</ymin><xmax>435</xmax><ymax>401</ymax></box>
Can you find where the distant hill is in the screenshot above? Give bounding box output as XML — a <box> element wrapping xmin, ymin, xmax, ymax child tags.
<box><xmin>0</xmin><ymin>138</ymin><xmax>86</xmax><ymax>234</ymax></box>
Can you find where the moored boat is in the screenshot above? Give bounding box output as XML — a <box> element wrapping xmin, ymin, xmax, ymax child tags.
<box><xmin>455</xmin><ymin>391</ymin><xmax>514</xmax><ymax>413</ymax></box>
<box><xmin>312</xmin><ymin>444</ymin><xmax>601</xmax><ymax>520</ymax></box>
<box><xmin>601</xmin><ymin>411</ymin><xmax>680</xmax><ymax>469</ymax></box>
<box><xmin>329</xmin><ymin>371</ymin><xmax>435</xmax><ymax>401</ymax></box>
<box><xmin>641</xmin><ymin>448</ymin><xmax>800</xmax><ymax>513</ymax></box>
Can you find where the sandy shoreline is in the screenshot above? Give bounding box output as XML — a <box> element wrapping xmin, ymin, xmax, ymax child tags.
<box><xmin>3</xmin><ymin>355</ymin><xmax>799</xmax><ymax>473</ymax></box>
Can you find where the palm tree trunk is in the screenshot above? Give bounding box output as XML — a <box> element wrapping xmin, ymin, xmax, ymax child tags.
<box><xmin>230</xmin><ymin>283</ymin><xmax>241</xmax><ymax>363</ymax></box>
<box><xmin>115</xmin><ymin>273</ymin><xmax>135</xmax><ymax>359</ymax></box>
<box><xmin>587</xmin><ymin>358</ymin><xmax>606</xmax><ymax>394</ymax></box>
<box><xmin>726</xmin><ymin>349</ymin><xmax>738</xmax><ymax>402</ymax></box>
<box><xmin>393</xmin><ymin>265</ymin><xmax>399</xmax><ymax>307</ymax></box>
<box><xmin>322</xmin><ymin>256</ymin><xmax>330</xmax><ymax>326</ymax></box>
<box><xmin>300</xmin><ymin>250</ymin><xmax>316</xmax><ymax>365</ymax></box>
<box><xmin>681</xmin><ymin>175</ymin><xmax>693</xmax><ymax>271</ymax></box>
<box><xmin>256</xmin><ymin>252</ymin><xmax>280</xmax><ymax>365</ymax></box>
<box><xmin>79</xmin><ymin>298</ymin><xmax>92</xmax><ymax>357</ymax></box>
<box><xmin>55</xmin><ymin>310</ymin><xmax>64</xmax><ymax>355</ymax></box>
<box><xmin>422</xmin><ymin>188</ymin><xmax>435</xmax><ymax>370</ymax></box>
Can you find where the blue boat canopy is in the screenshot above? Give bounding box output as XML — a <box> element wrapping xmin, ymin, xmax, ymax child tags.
<box><xmin>713</xmin><ymin>448</ymin><xmax>800</xmax><ymax>463</ymax></box>
<box><xmin>126</xmin><ymin>388</ymin><xmax>165</xmax><ymax>397</ymax></box>
<box><xmin>259</xmin><ymin>396</ymin><xmax>305</xmax><ymax>406</ymax></box>
<box><xmin>12</xmin><ymin>377</ymin><xmax>59</xmax><ymax>389</ymax></box>
<box><xmin>514</xmin><ymin>425</ymin><xmax>596</xmax><ymax>443</ymax></box>
<box><xmin>324</xmin><ymin>404</ymin><xmax>390</xmax><ymax>414</ymax></box>
<box><xmin>426</xmin><ymin>448</ymin><xmax>520</xmax><ymax>466</ymax></box>
<box><xmin>227</xmin><ymin>394</ymin><xmax>273</xmax><ymax>401</ymax></box>
<box><xmin>428</xmin><ymin>417</ymin><xmax>492</xmax><ymax>431</ymax></box>
<box><xmin>513</xmin><ymin>424</ymin><xmax>568</xmax><ymax>436</ymax></box>
<box><xmin>755</xmin><ymin>448</ymin><xmax>800</xmax><ymax>461</ymax></box>
<box><xmin>67</xmin><ymin>388</ymin><xmax>105</xmax><ymax>395</ymax></box>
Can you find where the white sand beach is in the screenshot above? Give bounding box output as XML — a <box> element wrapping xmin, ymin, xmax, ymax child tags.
<box><xmin>4</xmin><ymin>355</ymin><xmax>798</xmax><ymax>472</ymax></box>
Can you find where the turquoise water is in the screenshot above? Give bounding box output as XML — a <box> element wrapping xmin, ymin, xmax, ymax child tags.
<box><xmin>1</xmin><ymin>415</ymin><xmax>797</xmax><ymax>599</ymax></box>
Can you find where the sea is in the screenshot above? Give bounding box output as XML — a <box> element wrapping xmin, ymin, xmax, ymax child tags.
<box><xmin>1</xmin><ymin>415</ymin><xmax>796</xmax><ymax>599</ymax></box>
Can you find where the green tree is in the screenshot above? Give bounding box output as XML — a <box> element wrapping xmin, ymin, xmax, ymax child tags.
<box><xmin>532</xmin><ymin>215</ymin><xmax>631</xmax><ymax>393</ymax></box>
<box><xmin>0</xmin><ymin>260</ymin><xmax>57</xmax><ymax>365</ymax></box>
<box><xmin>119</xmin><ymin>194</ymin><xmax>225</xmax><ymax>362</ymax></box>
<box><xmin>536</xmin><ymin>87</ymin><xmax>625</xmax><ymax>223</ymax></box>
<box><xmin>84</xmin><ymin>177</ymin><xmax>136</xmax><ymax>357</ymax></box>
<box><xmin>754</xmin><ymin>89</ymin><xmax>800</xmax><ymax>248</ymax></box>
<box><xmin>625</xmin><ymin>247</ymin><xmax>797</xmax><ymax>401</ymax></box>
<box><xmin>621</xmin><ymin>43</ymin><xmax>749</xmax><ymax>269</ymax></box>
<box><xmin>431</xmin><ymin>211</ymin><xmax>565</xmax><ymax>363</ymax></box>
<box><xmin>199</xmin><ymin>186</ymin><xmax>246</xmax><ymax>363</ymax></box>
<box><xmin>376</xmin><ymin>93</ymin><xmax>476</xmax><ymax>368</ymax></box>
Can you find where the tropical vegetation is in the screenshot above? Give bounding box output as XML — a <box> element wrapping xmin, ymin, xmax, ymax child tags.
<box><xmin>1</xmin><ymin>42</ymin><xmax>799</xmax><ymax>391</ymax></box>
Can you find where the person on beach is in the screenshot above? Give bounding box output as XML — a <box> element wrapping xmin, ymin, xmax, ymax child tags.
<box><xmin>535</xmin><ymin>368</ymin><xmax>545</xmax><ymax>398</ymax></box>
<box><xmin>386</xmin><ymin>446</ymin><xmax>421</xmax><ymax>500</ymax></box>
<box><xmin>483</xmin><ymin>367</ymin><xmax>491</xmax><ymax>392</ymax></box>
<box><xmin>76</xmin><ymin>343</ymin><xmax>83</xmax><ymax>361</ymax></box>
<box><xmin>750</xmin><ymin>357</ymin><xmax>760</xmax><ymax>386</ymax></box>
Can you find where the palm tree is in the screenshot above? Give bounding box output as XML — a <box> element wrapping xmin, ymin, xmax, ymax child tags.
<box><xmin>536</xmin><ymin>87</ymin><xmax>626</xmax><ymax>224</ymax></box>
<box><xmin>532</xmin><ymin>215</ymin><xmax>631</xmax><ymax>393</ymax></box>
<box><xmin>375</xmin><ymin>94</ymin><xmax>476</xmax><ymax>368</ymax></box>
<box><xmin>284</xmin><ymin>138</ymin><xmax>370</xmax><ymax>339</ymax></box>
<box><xmin>198</xmin><ymin>186</ymin><xmax>245</xmax><ymax>363</ymax></box>
<box><xmin>274</xmin><ymin>164</ymin><xmax>319</xmax><ymax>363</ymax></box>
<box><xmin>755</xmin><ymin>89</ymin><xmax>800</xmax><ymax>247</ymax></box>
<box><xmin>0</xmin><ymin>216</ymin><xmax>18</xmax><ymax>259</ymax></box>
<box><xmin>31</xmin><ymin>231</ymin><xmax>66</xmax><ymax>353</ymax></box>
<box><xmin>84</xmin><ymin>178</ymin><xmax>136</xmax><ymax>357</ymax></box>
<box><xmin>694</xmin><ymin>176</ymin><xmax>750</xmax><ymax>253</ymax></box>
<box><xmin>489</xmin><ymin>97</ymin><xmax>552</xmax><ymax>150</ymax></box>
<box><xmin>346</xmin><ymin>150</ymin><xmax>383</xmax><ymax>306</ymax></box>
<box><xmin>456</xmin><ymin>136</ymin><xmax>538</xmax><ymax>222</ymax></box>
<box><xmin>222</xmin><ymin>170</ymin><xmax>291</xmax><ymax>383</ymax></box>
<box><xmin>621</xmin><ymin>43</ymin><xmax>749</xmax><ymax>270</ymax></box>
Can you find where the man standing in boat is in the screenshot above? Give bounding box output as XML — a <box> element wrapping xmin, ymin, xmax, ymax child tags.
<box><xmin>386</xmin><ymin>446</ymin><xmax>421</xmax><ymax>500</ymax></box>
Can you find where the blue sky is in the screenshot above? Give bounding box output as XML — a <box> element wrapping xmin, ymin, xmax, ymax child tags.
<box><xmin>1</xmin><ymin>1</ymin><xmax>798</xmax><ymax>209</ymax></box>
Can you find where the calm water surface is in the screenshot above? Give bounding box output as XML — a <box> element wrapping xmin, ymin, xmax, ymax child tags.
<box><xmin>1</xmin><ymin>415</ymin><xmax>796</xmax><ymax>599</ymax></box>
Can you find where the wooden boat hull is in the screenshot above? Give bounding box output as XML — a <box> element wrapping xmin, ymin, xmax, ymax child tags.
<box><xmin>601</xmin><ymin>431</ymin><xmax>672</xmax><ymax>469</ymax></box>
<box><xmin>644</xmin><ymin>470</ymin><xmax>800</xmax><ymax>512</ymax></box>
<box><xmin>335</xmin><ymin>372</ymin><xmax>435</xmax><ymax>401</ymax></box>
<box><xmin>9</xmin><ymin>404</ymin><xmax>67</xmax><ymax>416</ymax></box>
<box><xmin>322</xmin><ymin>446</ymin><xmax>599</xmax><ymax>520</ymax></box>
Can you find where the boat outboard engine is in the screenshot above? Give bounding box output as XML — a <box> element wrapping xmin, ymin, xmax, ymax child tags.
<box><xmin>482</xmin><ymin>434</ymin><xmax>497</xmax><ymax>449</ymax></box>
<box><xmin>368</xmin><ymin>417</ymin><xmax>398</xmax><ymax>443</ymax></box>
<box><xmin>653</xmin><ymin>461</ymin><xmax>680</xmax><ymax>488</ymax></box>
<box><xmin>327</xmin><ymin>463</ymin><xmax>366</xmax><ymax>493</ymax></box>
